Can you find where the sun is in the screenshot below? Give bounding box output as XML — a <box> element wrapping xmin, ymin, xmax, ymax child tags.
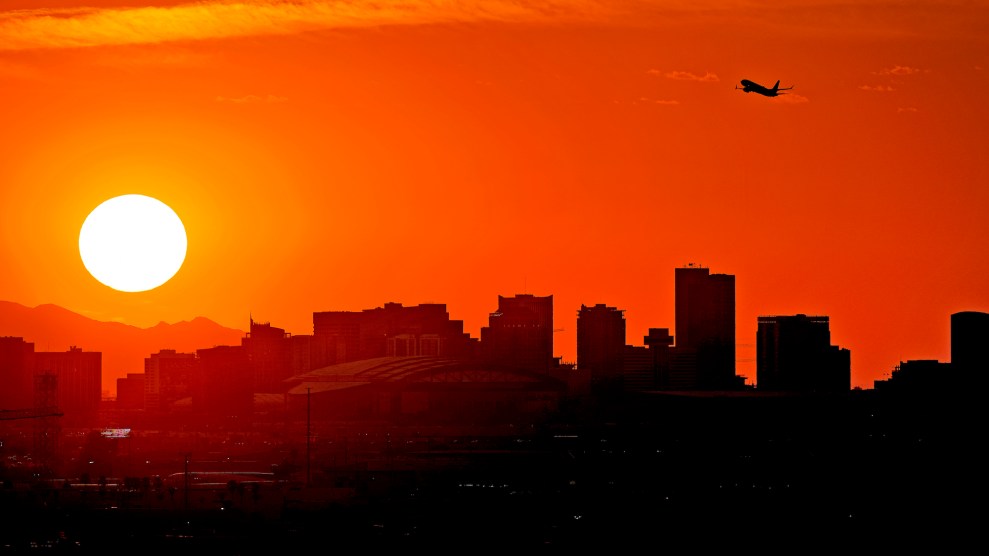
<box><xmin>79</xmin><ymin>194</ymin><xmax>188</xmax><ymax>293</ymax></box>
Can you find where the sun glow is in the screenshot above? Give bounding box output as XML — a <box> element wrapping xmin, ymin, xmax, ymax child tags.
<box><xmin>79</xmin><ymin>194</ymin><xmax>187</xmax><ymax>292</ymax></box>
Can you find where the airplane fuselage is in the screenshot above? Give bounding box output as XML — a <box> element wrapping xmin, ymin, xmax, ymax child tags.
<box><xmin>737</xmin><ymin>79</ymin><xmax>790</xmax><ymax>97</ymax></box>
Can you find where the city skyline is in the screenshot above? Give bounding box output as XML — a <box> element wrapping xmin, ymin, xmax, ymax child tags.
<box><xmin>2</xmin><ymin>282</ymin><xmax>981</xmax><ymax>400</ymax></box>
<box><xmin>1</xmin><ymin>3</ymin><xmax>984</xmax><ymax>548</ymax></box>
<box><xmin>2</xmin><ymin>2</ymin><xmax>987</xmax><ymax>390</ymax></box>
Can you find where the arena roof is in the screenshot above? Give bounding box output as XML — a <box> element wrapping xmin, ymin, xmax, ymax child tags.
<box><xmin>284</xmin><ymin>356</ymin><xmax>567</xmax><ymax>396</ymax></box>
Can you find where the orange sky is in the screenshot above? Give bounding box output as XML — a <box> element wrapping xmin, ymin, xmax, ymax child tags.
<box><xmin>2</xmin><ymin>0</ymin><xmax>988</xmax><ymax>392</ymax></box>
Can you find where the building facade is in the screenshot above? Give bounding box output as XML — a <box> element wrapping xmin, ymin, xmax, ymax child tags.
<box><xmin>576</xmin><ymin>303</ymin><xmax>626</xmax><ymax>385</ymax></box>
<box><xmin>674</xmin><ymin>265</ymin><xmax>739</xmax><ymax>390</ymax></box>
<box><xmin>756</xmin><ymin>314</ymin><xmax>850</xmax><ymax>393</ymax></box>
<box><xmin>481</xmin><ymin>294</ymin><xmax>554</xmax><ymax>372</ymax></box>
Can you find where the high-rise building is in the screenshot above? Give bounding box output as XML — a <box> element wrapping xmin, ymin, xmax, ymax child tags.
<box><xmin>116</xmin><ymin>373</ymin><xmax>146</xmax><ymax>411</ymax></box>
<box><xmin>195</xmin><ymin>345</ymin><xmax>253</xmax><ymax>420</ymax></box>
<box><xmin>951</xmin><ymin>311</ymin><xmax>989</xmax><ymax>381</ymax></box>
<box><xmin>0</xmin><ymin>336</ymin><xmax>35</xmax><ymax>410</ymax></box>
<box><xmin>674</xmin><ymin>264</ymin><xmax>739</xmax><ymax>390</ymax></box>
<box><xmin>312</xmin><ymin>302</ymin><xmax>476</xmax><ymax>368</ymax></box>
<box><xmin>645</xmin><ymin>328</ymin><xmax>675</xmax><ymax>389</ymax></box>
<box><xmin>577</xmin><ymin>304</ymin><xmax>625</xmax><ymax>384</ymax></box>
<box><xmin>243</xmin><ymin>319</ymin><xmax>294</xmax><ymax>393</ymax></box>
<box><xmin>756</xmin><ymin>314</ymin><xmax>850</xmax><ymax>393</ymax></box>
<box><xmin>34</xmin><ymin>346</ymin><xmax>102</xmax><ymax>420</ymax></box>
<box><xmin>144</xmin><ymin>349</ymin><xmax>197</xmax><ymax>412</ymax></box>
<box><xmin>481</xmin><ymin>294</ymin><xmax>554</xmax><ymax>372</ymax></box>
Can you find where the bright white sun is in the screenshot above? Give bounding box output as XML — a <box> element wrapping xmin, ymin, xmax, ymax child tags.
<box><xmin>79</xmin><ymin>194</ymin><xmax>187</xmax><ymax>292</ymax></box>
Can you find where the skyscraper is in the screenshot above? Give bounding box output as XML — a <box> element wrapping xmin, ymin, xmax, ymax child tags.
<box><xmin>576</xmin><ymin>303</ymin><xmax>626</xmax><ymax>385</ymax></box>
<box><xmin>951</xmin><ymin>311</ymin><xmax>989</xmax><ymax>389</ymax></box>
<box><xmin>674</xmin><ymin>264</ymin><xmax>739</xmax><ymax>390</ymax></box>
<box><xmin>312</xmin><ymin>302</ymin><xmax>476</xmax><ymax>367</ymax></box>
<box><xmin>756</xmin><ymin>314</ymin><xmax>850</xmax><ymax>393</ymax></box>
<box><xmin>481</xmin><ymin>294</ymin><xmax>554</xmax><ymax>372</ymax></box>
<box><xmin>34</xmin><ymin>346</ymin><xmax>102</xmax><ymax>420</ymax></box>
<box><xmin>144</xmin><ymin>349</ymin><xmax>197</xmax><ymax>412</ymax></box>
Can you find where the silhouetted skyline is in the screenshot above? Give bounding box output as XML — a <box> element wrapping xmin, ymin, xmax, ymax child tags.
<box><xmin>2</xmin><ymin>263</ymin><xmax>986</xmax><ymax>401</ymax></box>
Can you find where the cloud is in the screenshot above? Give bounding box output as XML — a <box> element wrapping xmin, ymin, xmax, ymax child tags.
<box><xmin>0</xmin><ymin>1</ymin><xmax>628</xmax><ymax>51</ymax></box>
<box><xmin>774</xmin><ymin>94</ymin><xmax>809</xmax><ymax>104</ymax></box>
<box><xmin>621</xmin><ymin>96</ymin><xmax>678</xmax><ymax>106</ymax></box>
<box><xmin>897</xmin><ymin>106</ymin><xmax>918</xmax><ymax>113</ymax></box>
<box><xmin>874</xmin><ymin>65</ymin><xmax>922</xmax><ymax>76</ymax></box>
<box><xmin>663</xmin><ymin>70</ymin><xmax>719</xmax><ymax>82</ymax></box>
<box><xmin>858</xmin><ymin>85</ymin><xmax>895</xmax><ymax>92</ymax></box>
<box><xmin>215</xmin><ymin>94</ymin><xmax>288</xmax><ymax>104</ymax></box>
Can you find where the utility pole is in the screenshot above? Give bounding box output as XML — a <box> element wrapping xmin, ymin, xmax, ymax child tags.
<box><xmin>306</xmin><ymin>387</ymin><xmax>311</xmax><ymax>487</ymax></box>
<box><xmin>184</xmin><ymin>452</ymin><xmax>190</xmax><ymax>511</ymax></box>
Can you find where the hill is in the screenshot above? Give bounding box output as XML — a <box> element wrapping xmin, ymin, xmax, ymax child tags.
<box><xmin>0</xmin><ymin>300</ymin><xmax>245</xmax><ymax>397</ymax></box>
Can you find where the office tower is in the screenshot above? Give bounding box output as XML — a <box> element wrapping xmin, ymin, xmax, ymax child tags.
<box><xmin>951</xmin><ymin>311</ymin><xmax>989</xmax><ymax>378</ymax></box>
<box><xmin>34</xmin><ymin>346</ymin><xmax>102</xmax><ymax>419</ymax></box>
<box><xmin>312</xmin><ymin>302</ymin><xmax>475</xmax><ymax>368</ymax></box>
<box><xmin>481</xmin><ymin>294</ymin><xmax>554</xmax><ymax>372</ymax></box>
<box><xmin>116</xmin><ymin>373</ymin><xmax>146</xmax><ymax>410</ymax></box>
<box><xmin>243</xmin><ymin>319</ymin><xmax>294</xmax><ymax>393</ymax></box>
<box><xmin>0</xmin><ymin>336</ymin><xmax>35</xmax><ymax>410</ymax></box>
<box><xmin>756</xmin><ymin>314</ymin><xmax>850</xmax><ymax>393</ymax></box>
<box><xmin>674</xmin><ymin>264</ymin><xmax>739</xmax><ymax>390</ymax></box>
<box><xmin>144</xmin><ymin>349</ymin><xmax>197</xmax><ymax>412</ymax></box>
<box><xmin>577</xmin><ymin>304</ymin><xmax>626</xmax><ymax>384</ymax></box>
<box><xmin>645</xmin><ymin>328</ymin><xmax>675</xmax><ymax>389</ymax></box>
<box><xmin>195</xmin><ymin>345</ymin><xmax>253</xmax><ymax>420</ymax></box>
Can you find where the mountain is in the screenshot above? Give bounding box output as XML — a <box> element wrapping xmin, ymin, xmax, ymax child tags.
<box><xmin>0</xmin><ymin>300</ymin><xmax>246</xmax><ymax>397</ymax></box>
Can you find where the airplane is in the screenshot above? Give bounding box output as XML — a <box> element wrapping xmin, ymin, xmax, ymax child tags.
<box><xmin>735</xmin><ymin>79</ymin><xmax>793</xmax><ymax>97</ymax></box>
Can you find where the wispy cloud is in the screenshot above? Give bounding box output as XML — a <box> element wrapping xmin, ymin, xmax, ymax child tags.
<box><xmin>216</xmin><ymin>94</ymin><xmax>288</xmax><ymax>104</ymax></box>
<box><xmin>618</xmin><ymin>96</ymin><xmax>679</xmax><ymax>106</ymax></box>
<box><xmin>662</xmin><ymin>70</ymin><xmax>719</xmax><ymax>82</ymax></box>
<box><xmin>774</xmin><ymin>94</ymin><xmax>809</xmax><ymax>104</ymax></box>
<box><xmin>859</xmin><ymin>84</ymin><xmax>895</xmax><ymax>92</ymax></box>
<box><xmin>897</xmin><ymin>106</ymin><xmax>918</xmax><ymax>113</ymax></box>
<box><xmin>874</xmin><ymin>65</ymin><xmax>922</xmax><ymax>76</ymax></box>
<box><xmin>0</xmin><ymin>0</ymin><xmax>625</xmax><ymax>51</ymax></box>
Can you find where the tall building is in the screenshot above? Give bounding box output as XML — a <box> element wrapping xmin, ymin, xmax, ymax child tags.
<box><xmin>116</xmin><ymin>373</ymin><xmax>146</xmax><ymax>411</ymax></box>
<box><xmin>34</xmin><ymin>346</ymin><xmax>102</xmax><ymax>421</ymax></box>
<box><xmin>756</xmin><ymin>314</ymin><xmax>850</xmax><ymax>393</ymax></box>
<box><xmin>312</xmin><ymin>302</ymin><xmax>476</xmax><ymax>368</ymax></box>
<box><xmin>0</xmin><ymin>339</ymin><xmax>101</xmax><ymax>421</ymax></box>
<box><xmin>144</xmin><ymin>349</ymin><xmax>197</xmax><ymax>412</ymax></box>
<box><xmin>243</xmin><ymin>319</ymin><xmax>295</xmax><ymax>393</ymax></box>
<box><xmin>0</xmin><ymin>336</ymin><xmax>35</xmax><ymax>410</ymax></box>
<box><xmin>195</xmin><ymin>345</ymin><xmax>253</xmax><ymax>420</ymax></box>
<box><xmin>577</xmin><ymin>304</ymin><xmax>626</xmax><ymax>385</ymax></box>
<box><xmin>645</xmin><ymin>328</ymin><xmax>675</xmax><ymax>389</ymax></box>
<box><xmin>481</xmin><ymin>294</ymin><xmax>554</xmax><ymax>372</ymax></box>
<box><xmin>674</xmin><ymin>264</ymin><xmax>739</xmax><ymax>390</ymax></box>
<box><xmin>951</xmin><ymin>311</ymin><xmax>989</xmax><ymax>380</ymax></box>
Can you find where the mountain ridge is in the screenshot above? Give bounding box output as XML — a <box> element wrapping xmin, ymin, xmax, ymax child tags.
<box><xmin>0</xmin><ymin>300</ymin><xmax>246</xmax><ymax>397</ymax></box>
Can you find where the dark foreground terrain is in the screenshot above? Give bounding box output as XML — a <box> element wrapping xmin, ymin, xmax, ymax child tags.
<box><xmin>1</xmin><ymin>390</ymin><xmax>978</xmax><ymax>552</ymax></box>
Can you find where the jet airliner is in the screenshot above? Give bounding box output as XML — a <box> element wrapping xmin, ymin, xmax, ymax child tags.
<box><xmin>736</xmin><ymin>79</ymin><xmax>793</xmax><ymax>97</ymax></box>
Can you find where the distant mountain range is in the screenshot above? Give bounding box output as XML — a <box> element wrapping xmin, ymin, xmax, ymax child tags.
<box><xmin>0</xmin><ymin>301</ymin><xmax>245</xmax><ymax>396</ymax></box>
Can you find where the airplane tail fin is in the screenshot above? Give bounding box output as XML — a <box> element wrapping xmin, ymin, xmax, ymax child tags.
<box><xmin>772</xmin><ymin>80</ymin><xmax>780</xmax><ymax>91</ymax></box>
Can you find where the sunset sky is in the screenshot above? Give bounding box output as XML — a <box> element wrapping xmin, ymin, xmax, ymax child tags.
<box><xmin>2</xmin><ymin>0</ymin><xmax>987</xmax><ymax>392</ymax></box>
